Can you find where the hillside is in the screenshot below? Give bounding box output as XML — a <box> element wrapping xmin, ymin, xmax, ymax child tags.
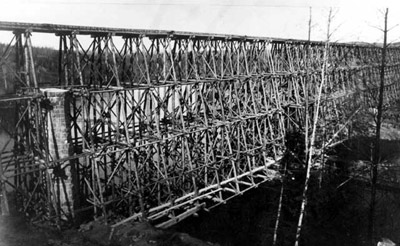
<box><xmin>0</xmin><ymin>43</ymin><xmax>58</xmax><ymax>95</ymax></box>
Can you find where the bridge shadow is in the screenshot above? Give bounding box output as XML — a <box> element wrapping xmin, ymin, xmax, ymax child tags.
<box><xmin>171</xmin><ymin>133</ymin><xmax>400</xmax><ymax>246</ymax></box>
<box><xmin>328</xmin><ymin>135</ymin><xmax>400</xmax><ymax>179</ymax></box>
<box><xmin>332</xmin><ymin>136</ymin><xmax>400</xmax><ymax>162</ymax></box>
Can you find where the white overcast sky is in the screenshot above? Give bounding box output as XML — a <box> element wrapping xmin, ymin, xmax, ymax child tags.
<box><xmin>1</xmin><ymin>0</ymin><xmax>400</xmax><ymax>48</ymax></box>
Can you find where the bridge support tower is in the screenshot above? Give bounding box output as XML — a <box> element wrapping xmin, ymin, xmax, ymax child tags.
<box><xmin>44</xmin><ymin>88</ymin><xmax>76</xmax><ymax>220</ymax></box>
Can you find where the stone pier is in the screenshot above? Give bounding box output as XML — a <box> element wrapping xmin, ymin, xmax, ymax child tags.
<box><xmin>42</xmin><ymin>88</ymin><xmax>75</xmax><ymax>220</ymax></box>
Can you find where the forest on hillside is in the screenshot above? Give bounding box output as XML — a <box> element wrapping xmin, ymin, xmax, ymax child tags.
<box><xmin>0</xmin><ymin>43</ymin><xmax>58</xmax><ymax>94</ymax></box>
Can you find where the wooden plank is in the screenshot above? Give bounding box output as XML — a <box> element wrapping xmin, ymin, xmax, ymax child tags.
<box><xmin>0</xmin><ymin>21</ymin><xmax>382</xmax><ymax>48</ymax></box>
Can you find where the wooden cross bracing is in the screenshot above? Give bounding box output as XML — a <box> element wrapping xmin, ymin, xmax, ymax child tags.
<box><xmin>0</xmin><ymin>22</ymin><xmax>400</xmax><ymax>227</ymax></box>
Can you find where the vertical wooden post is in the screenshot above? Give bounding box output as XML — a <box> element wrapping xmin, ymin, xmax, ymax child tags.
<box><xmin>0</xmin><ymin>143</ymin><xmax>10</xmax><ymax>215</ymax></box>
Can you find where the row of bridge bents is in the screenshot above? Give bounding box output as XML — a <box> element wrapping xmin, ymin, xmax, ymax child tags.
<box><xmin>52</xmin><ymin>32</ymin><xmax>400</xmax><ymax>89</ymax></box>
<box><xmin>1</xmin><ymin>22</ymin><xmax>400</xmax><ymax>227</ymax></box>
<box><xmin>2</xmin><ymin>21</ymin><xmax>399</xmax><ymax>90</ymax></box>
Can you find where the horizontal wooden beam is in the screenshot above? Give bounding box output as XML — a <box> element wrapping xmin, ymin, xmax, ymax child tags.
<box><xmin>0</xmin><ymin>21</ymin><xmax>384</xmax><ymax>48</ymax></box>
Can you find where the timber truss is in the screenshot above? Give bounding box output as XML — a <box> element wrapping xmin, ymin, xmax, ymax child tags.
<box><xmin>0</xmin><ymin>22</ymin><xmax>400</xmax><ymax>227</ymax></box>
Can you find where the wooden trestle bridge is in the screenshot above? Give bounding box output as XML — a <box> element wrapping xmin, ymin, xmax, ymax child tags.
<box><xmin>0</xmin><ymin>21</ymin><xmax>400</xmax><ymax>228</ymax></box>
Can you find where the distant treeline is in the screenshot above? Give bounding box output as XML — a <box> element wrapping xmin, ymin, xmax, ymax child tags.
<box><xmin>0</xmin><ymin>43</ymin><xmax>59</xmax><ymax>94</ymax></box>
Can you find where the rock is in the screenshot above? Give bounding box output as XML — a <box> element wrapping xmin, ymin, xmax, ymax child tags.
<box><xmin>378</xmin><ymin>238</ymin><xmax>396</xmax><ymax>246</ymax></box>
<box><xmin>110</xmin><ymin>221</ymin><xmax>219</xmax><ymax>246</ymax></box>
<box><xmin>164</xmin><ymin>232</ymin><xmax>219</xmax><ymax>246</ymax></box>
<box><xmin>81</xmin><ymin>221</ymin><xmax>112</xmax><ymax>246</ymax></box>
<box><xmin>112</xmin><ymin>221</ymin><xmax>164</xmax><ymax>246</ymax></box>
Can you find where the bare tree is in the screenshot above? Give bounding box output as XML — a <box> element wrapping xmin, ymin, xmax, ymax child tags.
<box><xmin>369</xmin><ymin>7</ymin><xmax>388</xmax><ymax>244</ymax></box>
<box><xmin>294</xmin><ymin>8</ymin><xmax>332</xmax><ymax>246</ymax></box>
<box><xmin>272</xmin><ymin>161</ymin><xmax>287</xmax><ymax>246</ymax></box>
<box><xmin>273</xmin><ymin>8</ymin><xmax>313</xmax><ymax>246</ymax></box>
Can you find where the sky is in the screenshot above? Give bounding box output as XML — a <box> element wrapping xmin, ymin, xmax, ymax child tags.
<box><xmin>1</xmin><ymin>0</ymin><xmax>400</xmax><ymax>48</ymax></box>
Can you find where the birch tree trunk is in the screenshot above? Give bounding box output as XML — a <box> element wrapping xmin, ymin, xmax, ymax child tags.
<box><xmin>273</xmin><ymin>8</ymin><xmax>313</xmax><ymax>246</ymax></box>
<box><xmin>294</xmin><ymin>8</ymin><xmax>332</xmax><ymax>246</ymax></box>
